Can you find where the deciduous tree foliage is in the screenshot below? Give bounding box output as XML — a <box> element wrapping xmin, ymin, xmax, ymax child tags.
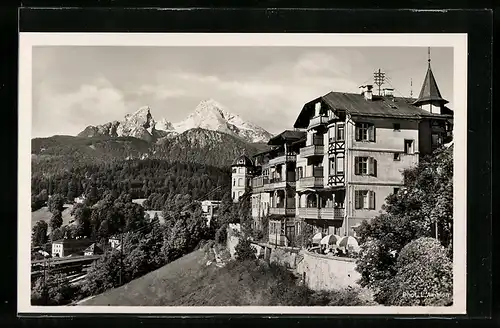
<box><xmin>31</xmin><ymin>220</ymin><xmax>48</xmax><ymax>246</ymax></box>
<box><xmin>355</xmin><ymin>145</ymin><xmax>453</xmax><ymax>305</ymax></box>
<box><xmin>31</xmin><ymin>273</ymin><xmax>77</xmax><ymax>305</ymax></box>
<box><xmin>385</xmin><ymin>237</ymin><xmax>453</xmax><ymax>306</ymax></box>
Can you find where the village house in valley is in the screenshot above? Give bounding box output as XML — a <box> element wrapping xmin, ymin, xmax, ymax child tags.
<box><xmin>232</xmin><ymin>58</ymin><xmax>453</xmax><ymax>246</ymax></box>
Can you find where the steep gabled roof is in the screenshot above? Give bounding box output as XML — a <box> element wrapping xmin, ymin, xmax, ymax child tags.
<box><xmin>267</xmin><ymin>130</ymin><xmax>306</xmax><ymax>146</ymax></box>
<box><xmin>84</xmin><ymin>243</ymin><xmax>102</xmax><ymax>254</ymax></box>
<box><xmin>413</xmin><ymin>64</ymin><xmax>449</xmax><ymax>107</ymax></box>
<box><xmin>293</xmin><ymin>92</ymin><xmax>449</xmax><ymax>129</ymax></box>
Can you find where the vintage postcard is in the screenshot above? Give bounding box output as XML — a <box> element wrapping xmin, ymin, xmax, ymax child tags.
<box><xmin>19</xmin><ymin>33</ymin><xmax>467</xmax><ymax>315</ymax></box>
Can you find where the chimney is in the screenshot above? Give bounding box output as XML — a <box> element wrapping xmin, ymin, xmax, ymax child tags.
<box><xmin>363</xmin><ymin>85</ymin><xmax>373</xmax><ymax>101</ymax></box>
<box><xmin>383</xmin><ymin>88</ymin><xmax>394</xmax><ymax>98</ymax></box>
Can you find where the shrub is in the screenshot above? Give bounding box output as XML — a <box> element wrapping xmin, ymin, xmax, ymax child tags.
<box><xmin>235</xmin><ymin>238</ymin><xmax>256</xmax><ymax>261</ymax></box>
<box><xmin>31</xmin><ymin>273</ymin><xmax>77</xmax><ymax>305</ymax></box>
<box><xmin>309</xmin><ymin>287</ymin><xmax>374</xmax><ymax>306</ymax></box>
<box><xmin>215</xmin><ymin>224</ymin><xmax>227</xmax><ymax>245</ymax></box>
<box><xmin>384</xmin><ymin>237</ymin><xmax>453</xmax><ymax>306</ymax></box>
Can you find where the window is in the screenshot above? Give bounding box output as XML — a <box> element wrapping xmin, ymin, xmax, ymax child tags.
<box><xmin>239</xmin><ymin>167</ymin><xmax>244</xmax><ymax>174</ymax></box>
<box><xmin>297</xmin><ymin>167</ymin><xmax>304</xmax><ymax>180</ymax></box>
<box><xmin>393</xmin><ymin>123</ymin><xmax>401</xmax><ymax>131</ymax></box>
<box><xmin>336</xmin><ymin>156</ymin><xmax>345</xmax><ymax>173</ymax></box>
<box><xmin>233</xmin><ymin>179</ymin><xmax>236</xmax><ymax>186</ymax></box>
<box><xmin>232</xmin><ymin>168</ymin><xmax>237</xmax><ymax>173</ymax></box>
<box><xmin>354</xmin><ymin>157</ymin><xmax>377</xmax><ymax>176</ymax></box>
<box><xmin>354</xmin><ymin>190</ymin><xmax>375</xmax><ymax>209</ymax></box>
<box><xmin>431</xmin><ymin>133</ymin><xmax>442</xmax><ymax>148</ymax></box>
<box><xmin>337</xmin><ymin>124</ymin><xmax>345</xmax><ymax>141</ymax></box>
<box><xmin>393</xmin><ymin>153</ymin><xmax>401</xmax><ymax>161</ymax></box>
<box><xmin>404</xmin><ymin>139</ymin><xmax>415</xmax><ymax>154</ymax></box>
<box><xmin>355</xmin><ymin>122</ymin><xmax>375</xmax><ymax>141</ymax></box>
<box><xmin>238</xmin><ymin>178</ymin><xmax>243</xmax><ymax>186</ymax></box>
<box><xmin>355</xmin><ymin>157</ymin><xmax>368</xmax><ymax>174</ymax></box>
<box><xmin>232</xmin><ymin>192</ymin><xmax>235</xmax><ymax>199</ymax></box>
<box><xmin>238</xmin><ymin>191</ymin><xmax>243</xmax><ymax>198</ymax></box>
<box><xmin>329</xmin><ymin>158</ymin><xmax>336</xmax><ymax>175</ymax></box>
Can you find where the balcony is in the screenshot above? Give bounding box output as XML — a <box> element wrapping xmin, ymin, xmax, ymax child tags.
<box><xmin>298</xmin><ymin>207</ymin><xmax>345</xmax><ymax>220</ymax></box>
<box><xmin>297</xmin><ymin>207</ymin><xmax>320</xmax><ymax>219</ymax></box>
<box><xmin>300</xmin><ymin>144</ymin><xmax>324</xmax><ymax>158</ymax></box>
<box><xmin>298</xmin><ymin>167</ymin><xmax>323</xmax><ymax>188</ymax></box>
<box><xmin>269</xmin><ymin>207</ymin><xmax>296</xmax><ymax>216</ymax></box>
<box><xmin>269</xmin><ymin>153</ymin><xmax>297</xmax><ymax>166</ymax></box>
<box><xmin>267</xmin><ymin>172</ymin><xmax>296</xmax><ymax>190</ymax></box>
<box><xmin>308</xmin><ymin>115</ymin><xmax>329</xmax><ymax>129</ymax></box>
<box><xmin>319</xmin><ymin>207</ymin><xmax>345</xmax><ymax>220</ymax></box>
<box><xmin>251</xmin><ymin>176</ymin><xmax>269</xmax><ymax>192</ymax></box>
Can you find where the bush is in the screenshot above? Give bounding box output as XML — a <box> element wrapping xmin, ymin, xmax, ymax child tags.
<box><xmin>309</xmin><ymin>287</ymin><xmax>374</xmax><ymax>306</ymax></box>
<box><xmin>215</xmin><ymin>224</ymin><xmax>227</xmax><ymax>245</ymax></box>
<box><xmin>384</xmin><ymin>237</ymin><xmax>453</xmax><ymax>306</ymax></box>
<box><xmin>234</xmin><ymin>238</ymin><xmax>256</xmax><ymax>261</ymax></box>
<box><xmin>31</xmin><ymin>273</ymin><xmax>77</xmax><ymax>305</ymax></box>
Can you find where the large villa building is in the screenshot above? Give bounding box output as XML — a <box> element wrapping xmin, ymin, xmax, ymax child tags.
<box><xmin>231</xmin><ymin>56</ymin><xmax>454</xmax><ymax>246</ymax></box>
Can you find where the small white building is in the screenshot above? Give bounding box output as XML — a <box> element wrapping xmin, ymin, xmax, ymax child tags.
<box><xmin>108</xmin><ymin>236</ymin><xmax>121</xmax><ymax>250</ymax></box>
<box><xmin>201</xmin><ymin>200</ymin><xmax>221</xmax><ymax>226</ymax></box>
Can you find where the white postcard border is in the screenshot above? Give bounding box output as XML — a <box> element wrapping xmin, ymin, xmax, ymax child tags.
<box><xmin>18</xmin><ymin>32</ymin><xmax>467</xmax><ymax>315</ymax></box>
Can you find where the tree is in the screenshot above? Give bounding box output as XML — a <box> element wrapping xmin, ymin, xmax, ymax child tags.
<box><xmin>355</xmin><ymin>145</ymin><xmax>453</xmax><ymax>305</ymax></box>
<box><xmin>235</xmin><ymin>237</ymin><xmax>256</xmax><ymax>261</ymax></box>
<box><xmin>31</xmin><ymin>273</ymin><xmax>76</xmax><ymax>305</ymax></box>
<box><xmin>47</xmin><ymin>193</ymin><xmax>65</xmax><ymax>214</ymax></box>
<box><xmin>384</xmin><ymin>237</ymin><xmax>453</xmax><ymax>306</ymax></box>
<box><xmin>50</xmin><ymin>210</ymin><xmax>63</xmax><ymax>230</ymax></box>
<box><xmin>32</xmin><ymin>220</ymin><xmax>48</xmax><ymax>247</ymax></box>
<box><xmin>80</xmin><ymin>250</ymin><xmax>123</xmax><ymax>296</ymax></box>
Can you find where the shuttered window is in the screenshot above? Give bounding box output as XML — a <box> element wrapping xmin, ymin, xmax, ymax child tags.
<box><xmin>355</xmin><ymin>156</ymin><xmax>377</xmax><ymax>176</ymax></box>
<box><xmin>355</xmin><ymin>123</ymin><xmax>375</xmax><ymax>142</ymax></box>
<box><xmin>355</xmin><ymin>190</ymin><xmax>375</xmax><ymax>210</ymax></box>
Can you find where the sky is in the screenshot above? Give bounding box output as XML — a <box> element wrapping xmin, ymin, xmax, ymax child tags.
<box><xmin>32</xmin><ymin>46</ymin><xmax>454</xmax><ymax>138</ymax></box>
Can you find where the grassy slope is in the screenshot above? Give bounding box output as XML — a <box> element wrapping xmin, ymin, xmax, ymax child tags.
<box><xmin>31</xmin><ymin>204</ymin><xmax>75</xmax><ymax>233</ymax></box>
<box><xmin>80</xmin><ymin>249</ymin><xmax>213</xmax><ymax>306</ymax></box>
<box><xmin>79</xmin><ymin>248</ymin><xmax>375</xmax><ymax>307</ymax></box>
<box><xmin>80</xmin><ymin>248</ymin><xmax>297</xmax><ymax>306</ymax></box>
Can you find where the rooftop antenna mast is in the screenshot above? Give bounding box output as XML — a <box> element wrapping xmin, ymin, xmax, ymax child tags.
<box><xmin>410</xmin><ymin>78</ymin><xmax>413</xmax><ymax>98</ymax></box>
<box><xmin>428</xmin><ymin>46</ymin><xmax>431</xmax><ymax>67</ymax></box>
<box><xmin>373</xmin><ymin>69</ymin><xmax>385</xmax><ymax>96</ymax></box>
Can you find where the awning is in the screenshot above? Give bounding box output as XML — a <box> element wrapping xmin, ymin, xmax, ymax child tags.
<box><xmin>311</xmin><ymin>232</ymin><xmax>326</xmax><ymax>244</ymax></box>
<box><xmin>337</xmin><ymin>236</ymin><xmax>360</xmax><ymax>251</ymax></box>
<box><xmin>320</xmin><ymin>234</ymin><xmax>342</xmax><ymax>245</ymax></box>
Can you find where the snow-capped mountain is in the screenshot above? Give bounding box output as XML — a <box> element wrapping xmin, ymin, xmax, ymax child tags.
<box><xmin>78</xmin><ymin>99</ymin><xmax>272</xmax><ymax>143</ymax></box>
<box><xmin>167</xmin><ymin>99</ymin><xmax>272</xmax><ymax>143</ymax></box>
<box><xmin>79</xmin><ymin>106</ymin><xmax>158</xmax><ymax>142</ymax></box>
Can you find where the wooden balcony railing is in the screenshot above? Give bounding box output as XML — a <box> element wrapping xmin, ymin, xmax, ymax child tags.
<box><xmin>269</xmin><ymin>207</ymin><xmax>296</xmax><ymax>216</ymax></box>
<box><xmin>308</xmin><ymin>115</ymin><xmax>329</xmax><ymax>129</ymax></box>
<box><xmin>298</xmin><ymin>207</ymin><xmax>345</xmax><ymax>220</ymax></box>
<box><xmin>300</xmin><ymin>145</ymin><xmax>324</xmax><ymax>158</ymax></box>
<box><xmin>269</xmin><ymin>154</ymin><xmax>297</xmax><ymax>166</ymax></box>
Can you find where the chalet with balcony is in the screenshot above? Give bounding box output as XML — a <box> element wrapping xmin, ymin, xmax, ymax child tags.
<box><xmin>237</xmin><ymin>54</ymin><xmax>453</xmax><ymax>245</ymax></box>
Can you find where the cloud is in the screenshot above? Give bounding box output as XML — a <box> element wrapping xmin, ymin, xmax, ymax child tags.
<box><xmin>33</xmin><ymin>77</ymin><xmax>131</xmax><ymax>137</ymax></box>
<box><xmin>135</xmin><ymin>85</ymin><xmax>187</xmax><ymax>100</ymax></box>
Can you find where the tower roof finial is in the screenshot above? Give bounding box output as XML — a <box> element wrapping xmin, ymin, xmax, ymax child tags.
<box><xmin>413</xmin><ymin>47</ymin><xmax>448</xmax><ymax>107</ymax></box>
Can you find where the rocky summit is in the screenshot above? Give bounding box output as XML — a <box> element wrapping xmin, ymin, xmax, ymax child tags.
<box><xmin>78</xmin><ymin>99</ymin><xmax>273</xmax><ymax>144</ymax></box>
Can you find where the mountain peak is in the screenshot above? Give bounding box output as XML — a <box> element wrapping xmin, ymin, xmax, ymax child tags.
<box><xmin>78</xmin><ymin>100</ymin><xmax>272</xmax><ymax>144</ymax></box>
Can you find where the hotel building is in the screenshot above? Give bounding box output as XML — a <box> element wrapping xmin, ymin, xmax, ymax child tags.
<box><xmin>231</xmin><ymin>59</ymin><xmax>453</xmax><ymax>246</ymax></box>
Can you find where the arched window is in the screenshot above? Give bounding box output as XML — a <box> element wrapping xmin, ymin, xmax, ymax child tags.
<box><xmin>238</xmin><ymin>178</ymin><xmax>243</xmax><ymax>186</ymax></box>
